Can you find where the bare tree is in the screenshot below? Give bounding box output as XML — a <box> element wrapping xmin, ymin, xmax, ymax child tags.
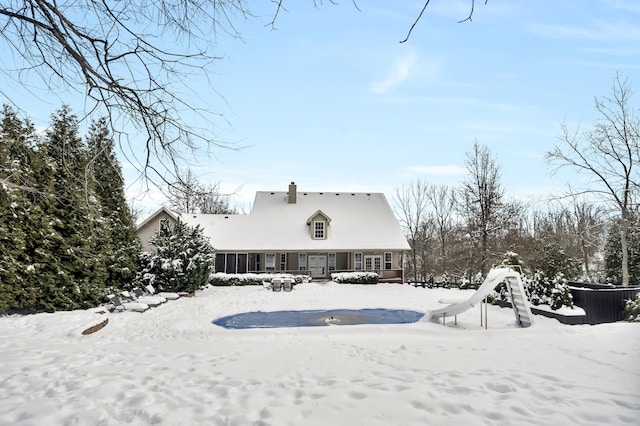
<box><xmin>394</xmin><ymin>179</ymin><xmax>430</xmax><ymax>282</ymax></box>
<box><xmin>546</xmin><ymin>74</ymin><xmax>640</xmax><ymax>286</ymax></box>
<box><xmin>197</xmin><ymin>181</ymin><xmax>236</xmax><ymax>214</ymax></box>
<box><xmin>167</xmin><ymin>168</ymin><xmax>235</xmax><ymax>214</ymax></box>
<box><xmin>569</xmin><ymin>198</ymin><xmax>606</xmax><ymax>280</ymax></box>
<box><xmin>458</xmin><ymin>141</ymin><xmax>505</xmax><ymax>276</ymax></box>
<box><xmin>167</xmin><ymin>169</ymin><xmax>201</xmax><ymax>214</ymax></box>
<box><xmin>426</xmin><ymin>184</ymin><xmax>456</xmax><ymax>276</ymax></box>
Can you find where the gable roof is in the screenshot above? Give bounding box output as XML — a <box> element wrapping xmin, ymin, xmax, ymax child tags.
<box><xmin>136</xmin><ymin>206</ymin><xmax>179</xmax><ymax>230</ymax></box>
<box><xmin>178</xmin><ymin>191</ymin><xmax>410</xmax><ymax>252</ymax></box>
<box><xmin>306</xmin><ymin>209</ymin><xmax>331</xmax><ymax>225</ymax></box>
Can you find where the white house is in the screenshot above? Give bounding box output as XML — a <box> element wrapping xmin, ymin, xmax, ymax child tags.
<box><xmin>137</xmin><ymin>183</ymin><xmax>410</xmax><ymax>282</ymax></box>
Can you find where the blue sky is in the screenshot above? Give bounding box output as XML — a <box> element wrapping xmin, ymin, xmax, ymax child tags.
<box><xmin>2</xmin><ymin>1</ymin><xmax>640</xmax><ymax>213</ymax></box>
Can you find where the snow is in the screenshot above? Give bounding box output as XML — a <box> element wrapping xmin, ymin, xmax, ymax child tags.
<box><xmin>1</xmin><ymin>282</ymin><xmax>638</xmax><ymax>425</ymax></box>
<box><xmin>531</xmin><ymin>303</ymin><xmax>586</xmax><ymax>316</ymax></box>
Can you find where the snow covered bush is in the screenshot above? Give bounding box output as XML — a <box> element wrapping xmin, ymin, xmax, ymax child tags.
<box><xmin>624</xmin><ymin>293</ymin><xmax>640</xmax><ymax>322</ymax></box>
<box><xmin>135</xmin><ymin>220</ymin><xmax>214</xmax><ymax>293</ymax></box>
<box><xmin>209</xmin><ymin>273</ymin><xmax>310</xmax><ymax>286</ymax></box>
<box><xmin>331</xmin><ymin>272</ymin><xmax>378</xmax><ymax>284</ymax></box>
<box><xmin>527</xmin><ymin>271</ymin><xmax>574</xmax><ymax>310</ymax></box>
<box><xmin>524</xmin><ymin>244</ymin><xmax>579</xmax><ymax>310</ymax></box>
<box><xmin>459</xmin><ymin>274</ymin><xmax>472</xmax><ymax>290</ymax></box>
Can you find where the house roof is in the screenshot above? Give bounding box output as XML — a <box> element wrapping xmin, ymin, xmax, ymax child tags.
<box><xmin>177</xmin><ymin>191</ymin><xmax>410</xmax><ymax>252</ymax></box>
<box><xmin>136</xmin><ymin>206</ymin><xmax>179</xmax><ymax>230</ymax></box>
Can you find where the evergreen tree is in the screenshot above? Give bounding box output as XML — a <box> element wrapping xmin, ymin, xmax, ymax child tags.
<box><xmin>86</xmin><ymin>117</ymin><xmax>140</xmax><ymax>289</ymax></box>
<box><xmin>0</xmin><ymin>105</ymin><xmax>65</xmax><ymax>312</ymax></box>
<box><xmin>40</xmin><ymin>106</ymin><xmax>106</xmax><ymax>309</ymax></box>
<box><xmin>136</xmin><ymin>220</ymin><xmax>214</xmax><ymax>293</ymax></box>
<box><xmin>526</xmin><ymin>242</ymin><xmax>579</xmax><ymax>310</ymax></box>
<box><xmin>1</xmin><ymin>106</ymin><xmax>142</xmax><ymax>312</ymax></box>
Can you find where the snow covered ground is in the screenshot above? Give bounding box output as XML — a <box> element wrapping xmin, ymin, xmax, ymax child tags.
<box><xmin>1</xmin><ymin>282</ymin><xmax>638</xmax><ymax>425</ymax></box>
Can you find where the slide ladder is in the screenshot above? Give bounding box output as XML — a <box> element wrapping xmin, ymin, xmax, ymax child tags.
<box><xmin>505</xmin><ymin>275</ymin><xmax>533</xmax><ymax>327</ymax></box>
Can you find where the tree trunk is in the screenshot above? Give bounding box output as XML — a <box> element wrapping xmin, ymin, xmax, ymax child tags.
<box><xmin>620</xmin><ymin>217</ymin><xmax>630</xmax><ymax>287</ymax></box>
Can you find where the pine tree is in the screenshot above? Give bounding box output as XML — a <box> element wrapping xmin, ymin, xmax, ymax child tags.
<box><xmin>136</xmin><ymin>220</ymin><xmax>214</xmax><ymax>293</ymax></box>
<box><xmin>86</xmin><ymin>117</ymin><xmax>140</xmax><ymax>289</ymax></box>
<box><xmin>0</xmin><ymin>105</ymin><xmax>66</xmax><ymax>312</ymax></box>
<box><xmin>41</xmin><ymin>106</ymin><xmax>105</xmax><ymax>309</ymax></box>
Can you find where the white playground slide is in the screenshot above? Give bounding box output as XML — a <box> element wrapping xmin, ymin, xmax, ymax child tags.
<box><xmin>428</xmin><ymin>267</ymin><xmax>534</xmax><ymax>328</ymax></box>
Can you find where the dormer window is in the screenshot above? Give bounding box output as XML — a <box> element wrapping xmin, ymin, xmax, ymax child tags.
<box><xmin>314</xmin><ymin>221</ymin><xmax>325</xmax><ymax>239</ymax></box>
<box><xmin>307</xmin><ymin>209</ymin><xmax>331</xmax><ymax>240</ymax></box>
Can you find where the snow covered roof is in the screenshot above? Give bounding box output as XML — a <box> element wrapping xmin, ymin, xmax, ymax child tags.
<box><xmin>136</xmin><ymin>206</ymin><xmax>178</xmax><ymax>229</ymax></box>
<box><xmin>178</xmin><ymin>190</ymin><xmax>410</xmax><ymax>252</ymax></box>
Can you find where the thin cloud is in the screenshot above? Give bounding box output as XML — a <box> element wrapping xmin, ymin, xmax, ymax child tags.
<box><xmin>605</xmin><ymin>0</ymin><xmax>640</xmax><ymax>13</ymax></box>
<box><xmin>406</xmin><ymin>165</ymin><xmax>466</xmax><ymax>176</ymax></box>
<box><xmin>371</xmin><ymin>53</ymin><xmax>417</xmax><ymax>95</ymax></box>
<box><xmin>530</xmin><ymin>20</ymin><xmax>640</xmax><ymax>42</ymax></box>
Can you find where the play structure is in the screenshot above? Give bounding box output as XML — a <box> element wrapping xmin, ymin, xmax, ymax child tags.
<box><xmin>428</xmin><ymin>266</ymin><xmax>534</xmax><ymax>328</ymax></box>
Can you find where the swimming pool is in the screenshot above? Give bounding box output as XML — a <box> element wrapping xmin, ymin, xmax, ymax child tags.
<box><xmin>213</xmin><ymin>308</ymin><xmax>424</xmax><ymax>329</ymax></box>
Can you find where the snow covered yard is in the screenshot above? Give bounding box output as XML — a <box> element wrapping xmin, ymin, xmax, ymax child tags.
<box><xmin>0</xmin><ymin>282</ymin><xmax>638</xmax><ymax>425</ymax></box>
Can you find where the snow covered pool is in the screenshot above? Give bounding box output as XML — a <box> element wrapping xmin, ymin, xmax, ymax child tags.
<box><xmin>213</xmin><ymin>308</ymin><xmax>424</xmax><ymax>329</ymax></box>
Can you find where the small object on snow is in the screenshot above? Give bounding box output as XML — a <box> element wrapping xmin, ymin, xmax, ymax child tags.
<box><xmin>81</xmin><ymin>318</ymin><xmax>108</xmax><ymax>335</ymax></box>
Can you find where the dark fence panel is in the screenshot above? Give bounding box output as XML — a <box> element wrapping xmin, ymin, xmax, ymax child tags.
<box><xmin>568</xmin><ymin>282</ymin><xmax>640</xmax><ymax>324</ymax></box>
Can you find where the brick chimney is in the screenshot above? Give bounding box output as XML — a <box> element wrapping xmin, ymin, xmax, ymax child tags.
<box><xmin>288</xmin><ymin>182</ymin><xmax>297</xmax><ymax>204</ymax></box>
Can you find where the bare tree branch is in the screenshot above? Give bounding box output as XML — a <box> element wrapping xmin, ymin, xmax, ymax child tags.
<box><xmin>401</xmin><ymin>0</ymin><xmax>488</xmax><ymax>43</ymax></box>
<box><xmin>1</xmin><ymin>0</ymin><xmax>251</xmax><ymax>188</ymax></box>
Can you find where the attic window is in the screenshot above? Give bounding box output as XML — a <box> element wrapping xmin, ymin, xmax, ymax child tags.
<box><xmin>314</xmin><ymin>221</ymin><xmax>325</xmax><ymax>239</ymax></box>
<box><xmin>159</xmin><ymin>218</ymin><xmax>170</xmax><ymax>231</ymax></box>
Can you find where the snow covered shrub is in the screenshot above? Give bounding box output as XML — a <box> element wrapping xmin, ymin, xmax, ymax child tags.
<box><xmin>209</xmin><ymin>273</ymin><xmax>310</xmax><ymax>286</ymax></box>
<box><xmin>527</xmin><ymin>271</ymin><xmax>574</xmax><ymax>310</ymax></box>
<box><xmin>459</xmin><ymin>274</ymin><xmax>472</xmax><ymax>290</ymax></box>
<box><xmin>624</xmin><ymin>294</ymin><xmax>640</xmax><ymax>322</ymax></box>
<box><xmin>331</xmin><ymin>272</ymin><xmax>378</xmax><ymax>284</ymax></box>
<box><xmin>525</xmin><ymin>243</ymin><xmax>580</xmax><ymax>310</ymax></box>
<box><xmin>209</xmin><ymin>273</ymin><xmax>246</xmax><ymax>286</ymax></box>
<box><xmin>135</xmin><ymin>220</ymin><xmax>214</xmax><ymax>293</ymax></box>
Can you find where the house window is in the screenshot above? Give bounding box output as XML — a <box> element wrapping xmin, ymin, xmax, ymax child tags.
<box><xmin>328</xmin><ymin>253</ymin><xmax>336</xmax><ymax>271</ymax></box>
<box><xmin>365</xmin><ymin>255</ymin><xmax>382</xmax><ymax>271</ymax></box>
<box><xmin>299</xmin><ymin>253</ymin><xmax>307</xmax><ymax>271</ymax></box>
<box><xmin>384</xmin><ymin>252</ymin><xmax>392</xmax><ymax>270</ymax></box>
<box><xmin>354</xmin><ymin>252</ymin><xmax>362</xmax><ymax>270</ymax></box>
<box><xmin>314</xmin><ymin>221</ymin><xmax>325</xmax><ymax>239</ymax></box>
<box><xmin>280</xmin><ymin>253</ymin><xmax>287</xmax><ymax>271</ymax></box>
<box><xmin>159</xmin><ymin>218</ymin><xmax>170</xmax><ymax>231</ymax></box>
<box><xmin>255</xmin><ymin>253</ymin><xmax>261</xmax><ymax>271</ymax></box>
<box><xmin>265</xmin><ymin>253</ymin><xmax>275</xmax><ymax>271</ymax></box>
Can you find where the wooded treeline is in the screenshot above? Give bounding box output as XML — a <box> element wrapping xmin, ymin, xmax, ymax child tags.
<box><xmin>396</xmin><ymin>150</ymin><xmax>639</xmax><ymax>286</ymax></box>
